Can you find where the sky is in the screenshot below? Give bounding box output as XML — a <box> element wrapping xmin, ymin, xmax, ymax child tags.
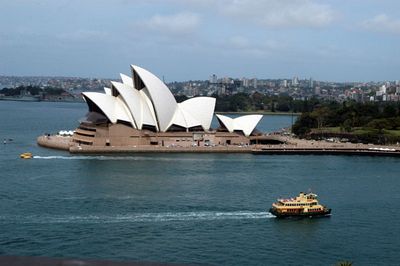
<box><xmin>0</xmin><ymin>0</ymin><xmax>399</xmax><ymax>82</ymax></box>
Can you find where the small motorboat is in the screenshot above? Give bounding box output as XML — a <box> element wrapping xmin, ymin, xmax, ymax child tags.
<box><xmin>20</xmin><ymin>152</ymin><xmax>33</xmax><ymax>159</ymax></box>
<box><xmin>269</xmin><ymin>192</ymin><xmax>331</xmax><ymax>218</ymax></box>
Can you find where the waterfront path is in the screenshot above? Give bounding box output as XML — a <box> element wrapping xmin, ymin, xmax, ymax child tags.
<box><xmin>252</xmin><ymin>136</ymin><xmax>400</xmax><ymax>156</ymax></box>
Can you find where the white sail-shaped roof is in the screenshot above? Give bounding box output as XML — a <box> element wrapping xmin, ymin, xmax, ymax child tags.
<box><xmin>115</xmin><ymin>95</ymin><xmax>134</xmax><ymax>125</ymax></box>
<box><xmin>82</xmin><ymin>92</ymin><xmax>132</xmax><ymax>125</ymax></box>
<box><xmin>139</xmin><ymin>90</ymin><xmax>158</xmax><ymax>129</ymax></box>
<box><xmin>170</xmin><ymin>106</ymin><xmax>201</xmax><ymax>129</ymax></box>
<box><xmin>104</xmin><ymin>87</ymin><xmax>112</xmax><ymax>96</ymax></box>
<box><xmin>234</xmin><ymin>115</ymin><xmax>263</xmax><ymax>136</ymax></box>
<box><xmin>131</xmin><ymin>65</ymin><xmax>177</xmax><ymax>132</ymax></box>
<box><xmin>216</xmin><ymin>114</ymin><xmax>263</xmax><ymax>137</ymax></box>
<box><xmin>81</xmin><ymin>64</ymin><xmax>226</xmax><ymax>134</ymax></box>
<box><xmin>111</xmin><ymin>81</ymin><xmax>141</xmax><ymax>128</ymax></box>
<box><xmin>179</xmin><ymin>97</ymin><xmax>216</xmax><ymax>131</ymax></box>
<box><xmin>120</xmin><ymin>73</ymin><xmax>133</xmax><ymax>87</ymax></box>
<box><xmin>216</xmin><ymin>114</ymin><xmax>234</xmax><ymax>132</ymax></box>
<box><xmin>111</xmin><ymin>81</ymin><xmax>157</xmax><ymax>130</ymax></box>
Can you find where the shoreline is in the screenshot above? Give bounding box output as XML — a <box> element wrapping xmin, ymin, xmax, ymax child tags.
<box><xmin>0</xmin><ymin>98</ymin><xmax>83</xmax><ymax>103</ymax></box>
<box><xmin>37</xmin><ymin>135</ymin><xmax>400</xmax><ymax>157</ymax></box>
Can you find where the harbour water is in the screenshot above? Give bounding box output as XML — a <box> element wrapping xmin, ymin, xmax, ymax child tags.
<box><xmin>1</xmin><ymin>101</ymin><xmax>400</xmax><ymax>265</ymax></box>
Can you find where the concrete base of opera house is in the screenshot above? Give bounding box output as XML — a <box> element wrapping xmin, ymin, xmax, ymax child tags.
<box><xmin>37</xmin><ymin>122</ymin><xmax>270</xmax><ymax>153</ymax></box>
<box><xmin>37</xmin><ymin>135</ymin><xmax>255</xmax><ymax>153</ymax></box>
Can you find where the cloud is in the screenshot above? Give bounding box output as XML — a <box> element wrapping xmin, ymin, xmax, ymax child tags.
<box><xmin>361</xmin><ymin>14</ymin><xmax>400</xmax><ymax>34</ymax></box>
<box><xmin>223</xmin><ymin>35</ymin><xmax>282</xmax><ymax>57</ymax></box>
<box><xmin>218</xmin><ymin>0</ymin><xmax>334</xmax><ymax>28</ymax></box>
<box><xmin>57</xmin><ymin>30</ymin><xmax>109</xmax><ymax>41</ymax></box>
<box><xmin>130</xmin><ymin>0</ymin><xmax>334</xmax><ymax>29</ymax></box>
<box><xmin>137</xmin><ymin>12</ymin><xmax>201</xmax><ymax>36</ymax></box>
<box><xmin>229</xmin><ymin>36</ymin><xmax>250</xmax><ymax>49</ymax></box>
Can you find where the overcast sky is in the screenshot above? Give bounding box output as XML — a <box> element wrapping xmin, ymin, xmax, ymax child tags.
<box><xmin>0</xmin><ymin>0</ymin><xmax>399</xmax><ymax>82</ymax></box>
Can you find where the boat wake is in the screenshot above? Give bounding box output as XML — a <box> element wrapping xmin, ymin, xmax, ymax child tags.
<box><xmin>1</xmin><ymin>211</ymin><xmax>274</xmax><ymax>224</ymax></box>
<box><xmin>32</xmin><ymin>155</ymin><xmax>254</xmax><ymax>162</ymax></box>
<box><xmin>33</xmin><ymin>155</ymin><xmax>136</xmax><ymax>160</ymax></box>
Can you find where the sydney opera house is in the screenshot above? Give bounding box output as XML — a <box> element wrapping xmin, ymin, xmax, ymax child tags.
<box><xmin>57</xmin><ymin>65</ymin><xmax>264</xmax><ymax>152</ymax></box>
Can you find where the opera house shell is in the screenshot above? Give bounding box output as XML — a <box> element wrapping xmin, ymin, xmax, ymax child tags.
<box><xmin>71</xmin><ymin>64</ymin><xmax>263</xmax><ymax>151</ymax></box>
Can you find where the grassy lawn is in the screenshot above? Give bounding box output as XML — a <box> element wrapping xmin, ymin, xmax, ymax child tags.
<box><xmin>311</xmin><ymin>127</ymin><xmax>400</xmax><ymax>138</ymax></box>
<box><xmin>313</xmin><ymin>127</ymin><xmax>371</xmax><ymax>134</ymax></box>
<box><xmin>313</xmin><ymin>127</ymin><xmax>400</xmax><ymax>137</ymax></box>
<box><xmin>313</xmin><ymin>127</ymin><xmax>342</xmax><ymax>133</ymax></box>
<box><xmin>384</xmin><ymin>129</ymin><xmax>400</xmax><ymax>136</ymax></box>
<box><xmin>308</xmin><ymin>126</ymin><xmax>400</xmax><ymax>144</ymax></box>
<box><xmin>352</xmin><ymin>128</ymin><xmax>374</xmax><ymax>135</ymax></box>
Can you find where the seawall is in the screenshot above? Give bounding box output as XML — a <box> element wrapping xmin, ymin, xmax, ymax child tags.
<box><xmin>252</xmin><ymin>147</ymin><xmax>400</xmax><ymax>157</ymax></box>
<box><xmin>36</xmin><ymin>134</ymin><xmax>400</xmax><ymax>157</ymax></box>
<box><xmin>69</xmin><ymin>145</ymin><xmax>252</xmax><ymax>153</ymax></box>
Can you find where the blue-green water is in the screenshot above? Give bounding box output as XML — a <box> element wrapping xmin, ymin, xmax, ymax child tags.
<box><xmin>1</xmin><ymin>101</ymin><xmax>400</xmax><ymax>265</ymax></box>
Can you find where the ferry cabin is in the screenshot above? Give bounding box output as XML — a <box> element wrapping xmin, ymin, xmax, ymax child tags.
<box><xmin>272</xmin><ymin>193</ymin><xmax>324</xmax><ymax>214</ymax></box>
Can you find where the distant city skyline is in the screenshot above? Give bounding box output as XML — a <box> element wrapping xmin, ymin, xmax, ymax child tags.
<box><xmin>1</xmin><ymin>0</ymin><xmax>400</xmax><ymax>82</ymax></box>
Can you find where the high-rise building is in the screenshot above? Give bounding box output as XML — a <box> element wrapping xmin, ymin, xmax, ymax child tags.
<box><xmin>292</xmin><ymin>76</ymin><xmax>299</xmax><ymax>86</ymax></box>
<box><xmin>209</xmin><ymin>74</ymin><xmax>217</xmax><ymax>84</ymax></box>
<box><xmin>242</xmin><ymin>78</ymin><xmax>249</xmax><ymax>87</ymax></box>
<box><xmin>381</xmin><ymin>84</ymin><xmax>387</xmax><ymax>94</ymax></box>
<box><xmin>252</xmin><ymin>78</ymin><xmax>258</xmax><ymax>88</ymax></box>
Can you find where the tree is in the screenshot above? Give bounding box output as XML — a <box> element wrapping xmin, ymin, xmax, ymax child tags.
<box><xmin>292</xmin><ymin>113</ymin><xmax>317</xmax><ymax>136</ymax></box>
<box><xmin>310</xmin><ymin>106</ymin><xmax>332</xmax><ymax>129</ymax></box>
<box><xmin>383</xmin><ymin>104</ymin><xmax>397</xmax><ymax>118</ymax></box>
<box><xmin>271</xmin><ymin>100</ymin><xmax>275</xmax><ymax>112</ymax></box>
<box><xmin>342</xmin><ymin>119</ymin><xmax>352</xmax><ymax>132</ymax></box>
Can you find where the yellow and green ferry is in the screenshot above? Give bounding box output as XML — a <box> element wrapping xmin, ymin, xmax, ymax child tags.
<box><xmin>269</xmin><ymin>192</ymin><xmax>331</xmax><ymax>218</ymax></box>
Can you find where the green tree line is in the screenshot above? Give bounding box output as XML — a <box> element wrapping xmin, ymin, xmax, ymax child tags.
<box><xmin>0</xmin><ymin>85</ymin><xmax>65</xmax><ymax>96</ymax></box>
<box><xmin>292</xmin><ymin>100</ymin><xmax>400</xmax><ymax>144</ymax></box>
<box><xmin>177</xmin><ymin>93</ymin><xmax>316</xmax><ymax>113</ymax></box>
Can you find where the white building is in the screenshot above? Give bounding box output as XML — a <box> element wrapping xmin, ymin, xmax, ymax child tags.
<box><xmin>73</xmin><ymin>65</ymin><xmax>263</xmax><ymax>149</ymax></box>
